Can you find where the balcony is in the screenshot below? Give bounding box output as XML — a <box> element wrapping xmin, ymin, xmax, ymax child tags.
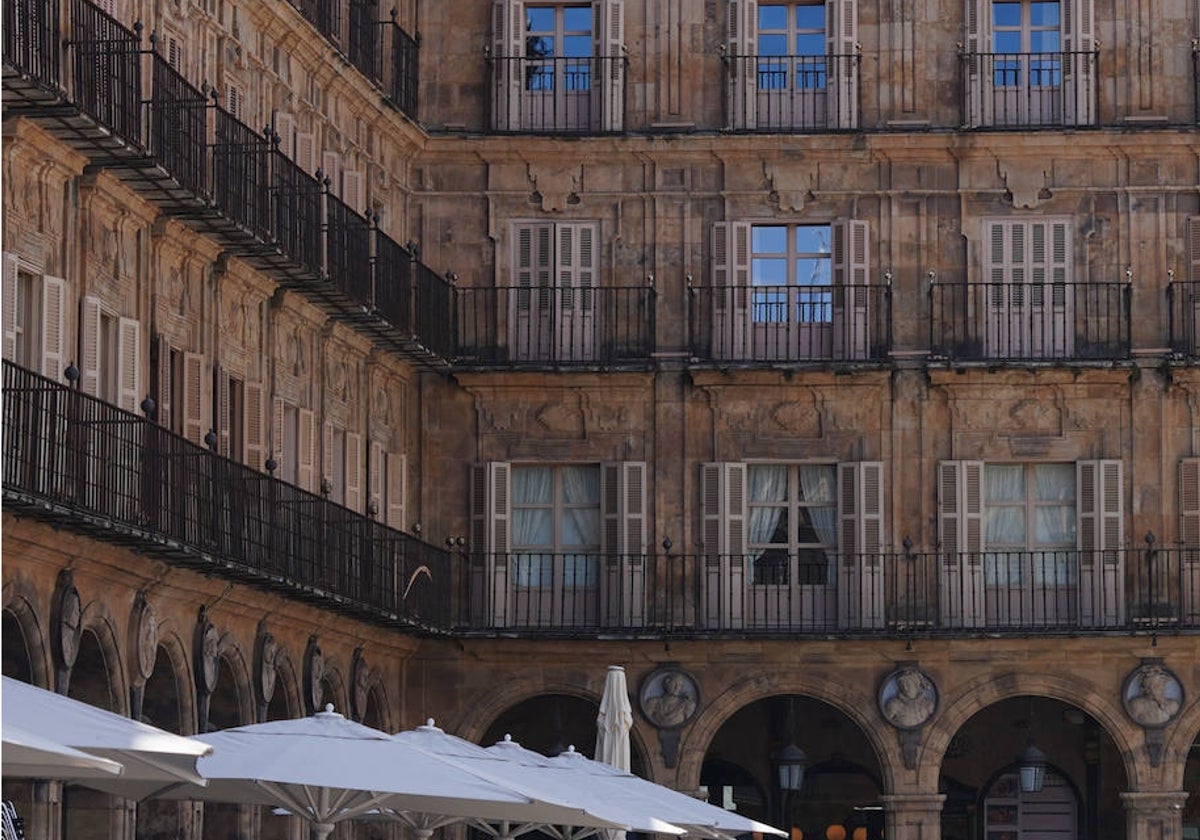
<box><xmin>489</xmin><ymin>55</ymin><xmax>625</xmax><ymax>134</ymax></box>
<box><xmin>1</xmin><ymin>362</ymin><xmax>452</xmax><ymax>630</ymax></box>
<box><xmin>724</xmin><ymin>52</ymin><xmax>860</xmax><ymax>131</ymax></box>
<box><xmin>929</xmin><ymin>279</ymin><xmax>1131</xmax><ymax>362</ymax></box>
<box><xmin>961</xmin><ymin>49</ymin><xmax>1098</xmax><ymax>129</ymax></box>
<box><xmin>689</xmin><ymin>282</ymin><xmax>892</xmax><ymax>365</ymax></box>
<box><xmin>459</xmin><ymin>548</ymin><xmax>1200</xmax><ymax>637</ymax></box>
<box><xmin>1168</xmin><ymin>277</ymin><xmax>1200</xmax><ymax>358</ymax></box>
<box><xmin>452</xmin><ymin>285</ymin><xmax>656</xmax><ymax>369</ymax></box>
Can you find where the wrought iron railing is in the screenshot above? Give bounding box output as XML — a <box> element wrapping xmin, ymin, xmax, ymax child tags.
<box><xmin>212</xmin><ymin>110</ymin><xmax>274</xmax><ymax>243</ymax></box>
<box><xmin>273</xmin><ymin>150</ymin><xmax>323</xmax><ymax>275</ymax></box>
<box><xmin>453</xmin><ymin>285</ymin><xmax>655</xmax><ymax>368</ymax></box>
<box><xmin>3</xmin><ymin>0</ymin><xmax>61</xmax><ymax>89</ymax></box>
<box><xmin>327</xmin><ymin>193</ymin><xmax>373</xmax><ymax>304</ymax></box>
<box><xmin>459</xmin><ymin>548</ymin><xmax>1200</xmax><ymax>636</ymax></box>
<box><xmin>69</xmin><ymin>0</ymin><xmax>143</xmax><ymax>145</ymax></box>
<box><xmin>348</xmin><ymin>0</ymin><xmax>382</xmax><ymax>85</ymax></box>
<box><xmin>148</xmin><ymin>54</ymin><xmax>209</xmax><ymax>200</ymax></box>
<box><xmin>374</xmin><ymin>232</ymin><xmax>416</xmax><ymax>333</ymax></box>
<box><xmin>723</xmin><ymin>52</ymin><xmax>861</xmax><ymax>131</ymax></box>
<box><xmin>387</xmin><ymin>15</ymin><xmax>419</xmax><ymax>119</ymax></box>
<box><xmin>689</xmin><ymin>282</ymin><xmax>891</xmax><ymax>364</ymax></box>
<box><xmin>960</xmin><ymin>49</ymin><xmax>1099</xmax><ymax>128</ymax></box>
<box><xmin>1</xmin><ymin>362</ymin><xmax>452</xmax><ymax>629</ymax></box>
<box><xmin>929</xmin><ymin>279</ymin><xmax>1131</xmax><ymax>361</ymax></box>
<box><xmin>414</xmin><ymin>260</ymin><xmax>456</xmax><ymax>360</ymax></box>
<box><xmin>1168</xmin><ymin>277</ymin><xmax>1200</xmax><ymax>358</ymax></box>
<box><xmin>489</xmin><ymin>55</ymin><xmax>624</xmax><ymax>133</ymax></box>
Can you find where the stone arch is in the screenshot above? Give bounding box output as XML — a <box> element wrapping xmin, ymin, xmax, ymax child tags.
<box><xmin>919</xmin><ymin>670</ymin><xmax>1139</xmax><ymax>790</ymax></box>
<box><xmin>677</xmin><ymin>670</ymin><xmax>890</xmax><ymax>793</ymax></box>
<box><xmin>75</xmin><ymin>598</ymin><xmax>129</xmax><ymax>715</ymax></box>
<box><xmin>320</xmin><ymin>659</ymin><xmax>348</xmax><ymax>716</ymax></box>
<box><xmin>214</xmin><ymin>629</ymin><xmax>254</xmax><ymax>726</ymax></box>
<box><xmin>361</xmin><ymin>667</ymin><xmax>393</xmax><ymax>732</ymax></box>
<box><xmin>271</xmin><ymin>647</ymin><xmax>303</xmax><ymax>720</ymax></box>
<box><xmin>148</xmin><ymin>627</ymin><xmax>199</xmax><ymax>734</ymax></box>
<box><xmin>1161</xmin><ymin>697</ymin><xmax>1200</xmax><ymax>790</ymax></box>
<box><xmin>2</xmin><ymin>585</ymin><xmax>50</xmax><ymax>688</ymax></box>
<box><xmin>453</xmin><ymin>675</ymin><xmax>598</xmax><ymax>742</ymax></box>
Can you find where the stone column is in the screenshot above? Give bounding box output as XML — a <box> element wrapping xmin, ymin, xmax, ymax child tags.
<box><xmin>881</xmin><ymin>792</ymin><xmax>946</xmax><ymax>840</ymax></box>
<box><xmin>1120</xmin><ymin>791</ymin><xmax>1189</xmax><ymax>840</ymax></box>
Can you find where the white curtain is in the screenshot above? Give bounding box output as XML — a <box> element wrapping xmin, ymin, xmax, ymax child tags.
<box><xmin>798</xmin><ymin>465</ymin><xmax>837</xmax><ymax>547</ymax></box>
<box><xmin>561</xmin><ymin>466</ymin><xmax>600</xmax><ymax>587</ymax></box>
<box><xmin>984</xmin><ymin>465</ymin><xmax>1025</xmax><ymax>584</ymax></box>
<box><xmin>513</xmin><ymin>467</ymin><xmax>553</xmax><ymax>586</ymax></box>
<box><xmin>748</xmin><ymin>465</ymin><xmax>788</xmax><ymax>552</ymax></box>
<box><xmin>1034</xmin><ymin>464</ymin><xmax>1077</xmax><ymax>583</ymax></box>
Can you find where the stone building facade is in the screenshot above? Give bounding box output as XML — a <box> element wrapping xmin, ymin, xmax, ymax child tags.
<box><xmin>2</xmin><ymin>0</ymin><xmax>1199</xmax><ymax>839</ymax></box>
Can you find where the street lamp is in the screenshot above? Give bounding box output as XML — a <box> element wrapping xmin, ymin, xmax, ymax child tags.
<box><xmin>776</xmin><ymin>742</ymin><xmax>808</xmax><ymax>793</ymax></box>
<box><xmin>1016</xmin><ymin>738</ymin><xmax>1047</xmax><ymax>793</ymax></box>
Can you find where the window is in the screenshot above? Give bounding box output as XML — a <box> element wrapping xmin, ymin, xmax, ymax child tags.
<box><xmin>272</xmin><ymin>400</ymin><xmax>317</xmax><ymax>490</ymax></box>
<box><xmin>982</xmin><ymin>218</ymin><xmax>1073</xmax><ymax>359</ymax></box>
<box><xmin>727</xmin><ymin>0</ymin><xmax>858</xmax><ymax>130</ymax></box>
<box><xmin>510</xmin><ymin>221</ymin><xmax>598</xmax><ymax>362</ymax></box>
<box><xmin>80</xmin><ymin>296</ymin><xmax>141</xmax><ymax>411</ymax></box>
<box><xmin>938</xmin><ymin>459</ymin><xmax>1124</xmax><ymax>627</ymax></box>
<box><xmin>369</xmin><ymin>442</ymin><xmax>406</xmax><ymax>529</ymax></box>
<box><xmin>746</xmin><ymin>463</ymin><xmax>837</xmax><ymax>585</ymax></box>
<box><xmin>491</xmin><ymin>0</ymin><xmax>625</xmax><ymax>132</ymax></box>
<box><xmin>711</xmin><ymin>220</ymin><xmax>870</xmax><ymax>361</ymax></box>
<box><xmin>964</xmin><ymin>0</ymin><xmax>1094</xmax><ymax>126</ymax></box>
<box><xmin>153</xmin><ymin>337</ymin><xmax>205</xmax><ymax>444</ymax></box>
<box><xmin>512</xmin><ymin>465</ymin><xmax>601</xmax><ymax>587</ymax></box>
<box><xmin>322</xmin><ymin>421</ymin><xmax>363</xmax><ymax>508</ymax></box>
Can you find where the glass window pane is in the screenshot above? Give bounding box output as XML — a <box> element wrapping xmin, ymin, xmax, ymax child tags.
<box><xmin>562</xmin><ymin>35</ymin><xmax>592</xmax><ymax>58</ymax></box>
<box><xmin>794</xmin><ymin>33</ymin><xmax>826</xmax><ymax>57</ymax></box>
<box><xmin>1033</xmin><ymin>464</ymin><xmax>1074</xmax><ymax>501</ymax></box>
<box><xmin>513</xmin><ymin>509</ymin><xmax>554</xmax><ymax>546</ymax></box>
<box><xmin>795</xmin><ymin>225</ymin><xmax>831</xmax><ymax>254</ymax></box>
<box><xmin>758</xmin><ymin>4</ymin><xmax>789</xmax><ymax>30</ymax></box>
<box><xmin>985</xmin><ymin>464</ymin><xmax>1025</xmax><ymax>501</ymax></box>
<box><xmin>563</xmin><ymin>6</ymin><xmax>593</xmax><ymax>31</ymax></box>
<box><xmin>526</xmin><ymin>7</ymin><xmax>554</xmax><ymax>32</ymax></box>
<box><xmin>561</xmin><ymin>465</ymin><xmax>600</xmax><ymax>503</ymax></box>
<box><xmin>795</xmin><ymin>257</ymin><xmax>831</xmax><ymax>286</ymax></box>
<box><xmin>758</xmin><ymin>33</ymin><xmax>789</xmax><ymax>56</ymax></box>
<box><xmin>514</xmin><ymin>553</ymin><xmax>552</xmax><ymax>587</ymax></box>
<box><xmin>749</xmin><ymin>465</ymin><xmax>790</xmax><ymax>501</ymax></box>
<box><xmin>514</xmin><ymin>466</ymin><xmax>553</xmax><ymax>503</ymax></box>
<box><xmin>797</xmin><ymin>466</ymin><xmax>835</xmax><ymax>502</ymax></box>
<box><xmin>986</xmin><ymin>507</ymin><xmax>1026</xmax><ymax>544</ymax></box>
<box><xmin>993</xmin><ymin>31</ymin><xmax>1021</xmax><ymax>53</ymax></box>
<box><xmin>562</xmin><ymin>509</ymin><xmax>600</xmax><ymax>545</ymax></box>
<box><xmin>1030</xmin><ymin>2</ymin><xmax>1060</xmax><ymax>26</ymax></box>
<box><xmin>1029</xmin><ymin>31</ymin><xmax>1060</xmax><ymax>53</ymax></box>
<box><xmin>753</xmin><ymin>225</ymin><xmax>788</xmax><ymax>252</ymax></box>
<box><xmin>752</xmin><ymin>258</ymin><xmax>788</xmax><ymax>285</ymax></box>
<box><xmin>794</xmin><ymin>4</ymin><xmax>826</xmax><ymax>31</ymax></box>
<box><xmin>992</xmin><ymin>2</ymin><xmax>1021</xmax><ymax>27</ymax></box>
<box><xmin>1035</xmin><ymin>506</ymin><xmax>1075</xmax><ymax>544</ymax></box>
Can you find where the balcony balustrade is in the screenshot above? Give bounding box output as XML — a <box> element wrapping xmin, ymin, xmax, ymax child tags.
<box><xmin>1168</xmin><ymin>278</ymin><xmax>1200</xmax><ymax>358</ymax></box>
<box><xmin>930</xmin><ymin>279</ymin><xmax>1130</xmax><ymax>362</ymax></box>
<box><xmin>453</xmin><ymin>285</ymin><xmax>656</xmax><ymax>368</ymax></box>
<box><xmin>3</xmin><ymin>0</ymin><xmax>60</xmax><ymax>94</ymax></box>
<box><xmin>147</xmin><ymin>54</ymin><xmax>209</xmax><ymax>201</ymax></box>
<box><xmin>961</xmin><ymin>49</ymin><xmax>1099</xmax><ymax>129</ymax></box>
<box><xmin>489</xmin><ymin>55</ymin><xmax>625</xmax><ymax>134</ymax></box>
<box><xmin>460</xmin><ymin>548</ymin><xmax>1200</xmax><ymax>636</ymax></box>
<box><xmin>327</xmin><ymin>193</ymin><xmax>373</xmax><ymax>306</ymax></box>
<box><xmin>1</xmin><ymin>362</ymin><xmax>452</xmax><ymax>629</ymax></box>
<box><xmin>724</xmin><ymin>52</ymin><xmax>861</xmax><ymax>132</ymax></box>
<box><xmin>689</xmin><ymin>282</ymin><xmax>891</xmax><ymax>364</ymax></box>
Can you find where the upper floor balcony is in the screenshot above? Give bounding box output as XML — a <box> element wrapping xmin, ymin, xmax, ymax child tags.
<box><xmin>960</xmin><ymin>49</ymin><xmax>1099</xmax><ymax>129</ymax></box>
<box><xmin>723</xmin><ymin>52</ymin><xmax>861</xmax><ymax>132</ymax></box>
<box><xmin>1</xmin><ymin>361</ymin><xmax>452</xmax><ymax>630</ymax></box>
<box><xmin>929</xmin><ymin>277</ymin><xmax>1131</xmax><ymax>363</ymax></box>
<box><xmin>489</xmin><ymin>55</ymin><xmax>627</xmax><ymax>134</ymax></box>
<box><xmin>1168</xmin><ymin>277</ymin><xmax>1200</xmax><ymax>359</ymax></box>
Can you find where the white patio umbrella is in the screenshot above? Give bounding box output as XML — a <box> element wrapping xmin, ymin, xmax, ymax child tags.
<box><xmin>2</xmin><ymin>724</ymin><xmax>125</xmax><ymax>780</ymax></box>
<box><xmin>594</xmin><ymin>665</ymin><xmax>632</xmax><ymax>772</ymax></box>
<box><xmin>488</xmin><ymin>738</ymin><xmax>787</xmax><ymax>840</ymax></box>
<box><xmin>389</xmin><ymin>719</ymin><xmax>665</xmax><ymax>840</ymax></box>
<box><xmin>150</xmin><ymin>707</ymin><xmax>627</xmax><ymax>840</ymax></box>
<box><xmin>1</xmin><ymin>676</ymin><xmax>209</xmax><ymax>792</ymax></box>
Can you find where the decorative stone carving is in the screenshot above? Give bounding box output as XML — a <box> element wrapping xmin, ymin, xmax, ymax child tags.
<box><xmin>763</xmin><ymin>162</ymin><xmax>815</xmax><ymax>212</ymax></box>
<box><xmin>769</xmin><ymin>401</ymin><xmax>822</xmax><ymax>436</ymax></box>
<box><xmin>304</xmin><ymin>636</ymin><xmax>324</xmax><ymax>714</ymax></box>
<box><xmin>131</xmin><ymin>593</ymin><xmax>159</xmax><ymax>683</ymax></box>
<box><xmin>255</xmin><ymin>628</ymin><xmax>279</xmax><ymax>712</ymax></box>
<box><xmin>535</xmin><ymin>402</ymin><xmax>584</xmax><ymax>436</ymax></box>
<box><xmin>528</xmin><ymin>162</ymin><xmax>581</xmax><ymax>212</ymax></box>
<box><xmin>194</xmin><ymin>609</ymin><xmax>220</xmax><ymax>695</ymax></box>
<box><xmin>639</xmin><ymin>666</ymin><xmax>700</xmax><ymax>769</ymax></box>
<box><xmin>351</xmin><ymin>648</ymin><xmax>369</xmax><ymax>722</ymax></box>
<box><xmin>1122</xmin><ymin>661</ymin><xmax>1183</xmax><ymax>728</ymax></box>
<box><xmin>998</xmin><ymin>160</ymin><xmax>1051</xmax><ymax>209</ymax></box>
<box><xmin>52</xmin><ymin>570</ymin><xmax>83</xmax><ymax>672</ymax></box>
<box><xmin>879</xmin><ymin>666</ymin><xmax>938</xmax><ymax>730</ymax></box>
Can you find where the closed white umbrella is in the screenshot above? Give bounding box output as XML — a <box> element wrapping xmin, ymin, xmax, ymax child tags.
<box><xmin>594</xmin><ymin>665</ymin><xmax>632</xmax><ymax>772</ymax></box>
<box><xmin>2</xmin><ymin>724</ymin><xmax>125</xmax><ymax>780</ymax></box>
<box><xmin>2</xmin><ymin>676</ymin><xmax>209</xmax><ymax>793</ymax></box>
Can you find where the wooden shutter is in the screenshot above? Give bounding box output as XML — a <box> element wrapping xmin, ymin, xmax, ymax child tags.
<box><xmin>156</xmin><ymin>337</ymin><xmax>172</xmax><ymax>429</ymax></box>
<box><xmin>964</xmin><ymin>0</ymin><xmax>993</xmax><ymax>126</ymax></box>
<box><xmin>167</xmin><ymin>36</ymin><xmax>182</xmax><ymax>71</ymax></box>
<box><xmin>272</xmin><ymin>397</ymin><xmax>285</xmax><ymax>471</ymax></box>
<box><xmin>1186</xmin><ymin>218</ymin><xmax>1200</xmax><ymax>352</ymax></box>
<box><xmin>838</xmin><ymin>461</ymin><xmax>884</xmax><ymax>628</ymax></box>
<box><xmin>216</xmin><ymin>370</ymin><xmax>231</xmax><ymax>456</ymax></box>
<box><xmin>297</xmin><ymin>408</ymin><xmax>316</xmax><ymax>491</ymax></box>
<box><xmin>1180</xmin><ymin>458</ymin><xmax>1200</xmax><ymax>548</ymax></box>
<box><xmin>1078</xmin><ymin>459</ymin><xmax>1124</xmax><ymax>625</ymax></box>
<box><xmin>513</xmin><ymin>223</ymin><xmax>554</xmax><ymax>359</ymax></box>
<box><xmin>727</xmin><ymin>0</ymin><xmax>758</xmax><ymax>129</ymax></box>
<box><xmin>275</xmin><ymin>113</ymin><xmax>296</xmax><ymax>158</ymax></box>
<box><xmin>491</xmin><ymin>0</ymin><xmax>524</xmax><ymax>131</ymax></box>
<box><xmin>41</xmin><ymin>276</ymin><xmax>66</xmax><ymax>381</ymax></box>
<box><xmin>322</xmin><ymin>420</ymin><xmax>335</xmax><ymax>489</ymax></box>
<box><xmin>345</xmin><ymin>431</ymin><xmax>363</xmax><ymax>511</ymax></box>
<box><xmin>3</xmin><ymin>255</ymin><xmax>18</xmax><ymax>361</ymax></box>
<box><xmin>225</xmin><ymin>82</ymin><xmax>244</xmax><ymax>119</ymax></box>
<box><xmin>342</xmin><ymin>169</ymin><xmax>364</xmax><ymax>215</ymax></box>
<box><xmin>116</xmin><ymin>317</ymin><xmax>141</xmax><ymax>413</ymax></box>
<box><xmin>827</xmin><ymin>0</ymin><xmax>859</xmax><ymax>128</ymax></box>
<box><xmin>702</xmin><ymin>462</ymin><xmax>747</xmax><ymax>628</ymax></box>
<box><xmin>470</xmin><ymin>462</ymin><xmax>511</xmax><ymax>554</ymax></box>
<box><xmin>601</xmin><ymin>461</ymin><xmax>646</xmax><ymax>556</ymax></box>
<box><xmin>597</xmin><ymin>0</ymin><xmax>624</xmax><ymax>131</ymax></box>
<box><xmin>938</xmin><ymin>460</ymin><xmax>984</xmax><ymax>627</ymax></box>
<box><xmin>295</xmin><ymin>133</ymin><xmax>317</xmax><ymax>174</ymax></box>
<box><xmin>321</xmin><ymin>151</ymin><xmax>342</xmax><ymax>195</ymax></box>
<box><xmin>386</xmin><ymin>452</ymin><xmax>406</xmax><ymax>529</ymax></box>
<box><xmin>832</xmin><ymin>219</ymin><xmax>870</xmax><ymax>360</ymax></box>
<box><xmin>712</xmin><ymin>222</ymin><xmax>752</xmax><ymax>359</ymax></box>
<box><xmin>369</xmin><ymin>440</ymin><xmax>385</xmax><ymax>516</ymax></box>
<box><xmin>1062</xmin><ymin>0</ymin><xmax>1096</xmax><ymax>125</ymax></box>
<box><xmin>555</xmin><ymin>222</ymin><xmax>598</xmax><ymax>360</ymax></box>
<box><xmin>182</xmin><ymin>352</ymin><xmax>204</xmax><ymax>445</ymax></box>
<box><xmin>79</xmin><ymin>297</ymin><xmax>101</xmax><ymax>397</ymax></box>
<box><xmin>244</xmin><ymin>381</ymin><xmax>265</xmax><ymax>470</ymax></box>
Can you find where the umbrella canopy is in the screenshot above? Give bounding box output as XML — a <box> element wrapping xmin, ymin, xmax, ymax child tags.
<box><xmin>2</xmin><ymin>724</ymin><xmax>125</xmax><ymax>780</ymax></box>
<box><xmin>594</xmin><ymin>666</ymin><xmax>632</xmax><ymax>772</ymax></box>
<box><xmin>390</xmin><ymin>720</ymin><xmax>648</xmax><ymax>839</ymax></box>
<box><xmin>2</xmin><ymin>676</ymin><xmax>209</xmax><ymax>792</ymax></box>
<box><xmin>489</xmin><ymin>738</ymin><xmax>786</xmax><ymax>840</ymax></box>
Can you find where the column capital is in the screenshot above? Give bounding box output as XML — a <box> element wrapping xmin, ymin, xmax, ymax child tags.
<box><xmin>1119</xmin><ymin>790</ymin><xmax>1190</xmax><ymax>812</ymax></box>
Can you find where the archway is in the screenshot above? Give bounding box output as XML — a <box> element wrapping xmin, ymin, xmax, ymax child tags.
<box><xmin>136</xmin><ymin>646</ymin><xmax>185</xmax><ymax>839</ymax></box>
<box><xmin>64</xmin><ymin>630</ymin><xmax>119</xmax><ymax>840</ymax></box>
<box><xmin>702</xmin><ymin>694</ymin><xmax>883</xmax><ymax>840</ymax></box>
<box><xmin>1183</xmin><ymin>733</ymin><xmax>1200</xmax><ymax>837</ymax></box>
<box><xmin>1</xmin><ymin>608</ymin><xmax>37</xmax><ymax>835</ymax></box>
<box><xmin>940</xmin><ymin>695</ymin><xmax>1128</xmax><ymax>840</ymax></box>
<box><xmin>203</xmin><ymin>656</ymin><xmax>247</xmax><ymax>840</ymax></box>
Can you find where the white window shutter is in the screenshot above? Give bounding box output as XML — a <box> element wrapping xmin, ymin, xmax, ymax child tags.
<box><xmin>322</xmin><ymin>151</ymin><xmax>342</xmax><ymax>196</ymax></box>
<box><xmin>964</xmin><ymin>0</ymin><xmax>993</xmax><ymax>126</ymax></box>
<box><xmin>116</xmin><ymin>317</ymin><xmax>141</xmax><ymax>413</ymax></box>
<box><xmin>491</xmin><ymin>0</ymin><xmax>524</xmax><ymax>131</ymax></box>
<box><xmin>712</xmin><ymin>222</ymin><xmax>752</xmax><ymax>358</ymax></box>
<box><xmin>838</xmin><ymin>461</ymin><xmax>885</xmax><ymax>629</ymax></box>
<box><xmin>216</xmin><ymin>370</ymin><xmax>231</xmax><ymax>457</ymax></box>
<box><xmin>272</xmin><ymin>397</ymin><xmax>285</xmax><ymax>471</ymax></box>
<box><xmin>182</xmin><ymin>352</ymin><xmax>205</xmax><ymax>445</ymax></box>
<box><xmin>515</xmin><ymin>223</ymin><xmax>554</xmax><ymax>289</ymax></box>
<box><xmin>1062</xmin><ymin>0</ymin><xmax>1096</xmax><ymax>125</ymax></box>
<box><xmin>225</xmin><ymin>82</ymin><xmax>243</xmax><ymax>120</ymax></box>
<box><xmin>275</xmin><ymin>113</ymin><xmax>296</xmax><ymax>158</ymax></box>
<box><xmin>1078</xmin><ymin>459</ymin><xmax>1124</xmax><ymax>625</ymax></box>
<box><xmin>712</xmin><ymin>221</ymin><xmax>753</xmax><ymax>288</ymax></box>
<box><xmin>297</xmin><ymin>408</ymin><xmax>316</xmax><ymax>491</ymax></box>
<box><xmin>726</xmin><ymin>0</ymin><xmax>758</xmax><ymax>129</ymax></box>
<box><xmin>597</xmin><ymin>0</ymin><xmax>624</xmax><ymax>131</ymax></box>
<box><xmin>322</xmin><ymin>420</ymin><xmax>334</xmax><ymax>488</ymax></box>
<box><xmin>295</xmin><ymin>133</ymin><xmax>317</xmax><ymax>175</ymax></box>
<box><xmin>470</xmin><ymin>462</ymin><xmax>511</xmax><ymax>554</ymax></box>
<box><xmin>3</xmin><ymin>254</ymin><xmax>18</xmax><ymax>361</ymax></box>
<box><xmin>244</xmin><ymin>381</ymin><xmax>265</xmax><ymax>470</ymax></box>
<box><xmin>79</xmin><ymin>297</ymin><xmax>101</xmax><ymax>397</ymax></box>
<box><xmin>1189</xmin><ymin>217</ymin><xmax>1200</xmax><ymax>283</ymax></box>
<box><xmin>386</xmin><ymin>452</ymin><xmax>406</xmax><ymax>530</ymax></box>
<box><xmin>41</xmin><ymin>276</ymin><xmax>66</xmax><ymax>381</ymax></box>
<box><xmin>938</xmin><ymin>460</ymin><xmax>984</xmax><ymax>627</ymax></box>
<box><xmin>701</xmin><ymin>461</ymin><xmax>747</xmax><ymax>555</ymax></box>
<box><xmin>369</xmin><ymin>440</ymin><xmax>385</xmax><ymax>514</ymax></box>
<box><xmin>827</xmin><ymin>0</ymin><xmax>859</xmax><ymax>128</ymax></box>
<box><xmin>342</xmin><ymin>169</ymin><xmax>364</xmax><ymax>215</ymax></box>
<box><xmin>832</xmin><ymin>220</ymin><xmax>870</xmax><ymax>360</ymax></box>
<box><xmin>156</xmin><ymin>337</ymin><xmax>172</xmax><ymax>429</ymax></box>
<box><xmin>601</xmin><ymin>461</ymin><xmax>646</xmax><ymax>556</ymax></box>
<box><xmin>345</xmin><ymin>431</ymin><xmax>363</xmax><ymax>511</ymax></box>
<box><xmin>1180</xmin><ymin>458</ymin><xmax>1200</xmax><ymax>548</ymax></box>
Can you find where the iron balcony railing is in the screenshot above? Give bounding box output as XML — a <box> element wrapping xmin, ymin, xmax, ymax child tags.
<box><xmin>961</xmin><ymin>49</ymin><xmax>1099</xmax><ymax>129</ymax></box>
<box><xmin>489</xmin><ymin>55</ymin><xmax>625</xmax><ymax>134</ymax></box>
<box><xmin>387</xmin><ymin>15</ymin><xmax>419</xmax><ymax>119</ymax></box>
<box><xmin>3</xmin><ymin>0</ymin><xmax>60</xmax><ymax>90</ymax></box>
<box><xmin>1168</xmin><ymin>277</ymin><xmax>1200</xmax><ymax>358</ymax></box>
<box><xmin>459</xmin><ymin>548</ymin><xmax>1200</xmax><ymax>636</ymax></box>
<box><xmin>147</xmin><ymin>54</ymin><xmax>209</xmax><ymax>200</ymax></box>
<box><xmin>453</xmin><ymin>285</ymin><xmax>656</xmax><ymax>368</ymax></box>
<box><xmin>348</xmin><ymin>0</ymin><xmax>383</xmax><ymax>85</ymax></box>
<box><xmin>724</xmin><ymin>52</ymin><xmax>861</xmax><ymax>131</ymax></box>
<box><xmin>929</xmin><ymin>279</ymin><xmax>1131</xmax><ymax>362</ymax></box>
<box><xmin>327</xmin><ymin>193</ymin><xmax>373</xmax><ymax>305</ymax></box>
<box><xmin>1</xmin><ymin>362</ymin><xmax>452</xmax><ymax>630</ymax></box>
<box><xmin>69</xmin><ymin>0</ymin><xmax>143</xmax><ymax>144</ymax></box>
<box><xmin>689</xmin><ymin>282</ymin><xmax>891</xmax><ymax>364</ymax></box>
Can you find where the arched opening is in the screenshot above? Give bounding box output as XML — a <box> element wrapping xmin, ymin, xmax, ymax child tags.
<box><xmin>260</xmin><ymin>657</ymin><xmax>299</xmax><ymax>840</ymax></box>
<box><xmin>203</xmin><ymin>656</ymin><xmax>245</xmax><ymax>840</ymax></box>
<box><xmin>940</xmin><ymin>695</ymin><xmax>1127</xmax><ymax>840</ymax></box>
<box><xmin>1183</xmin><ymin>733</ymin><xmax>1200</xmax><ymax>838</ymax></box>
<box><xmin>702</xmin><ymin>694</ymin><xmax>883</xmax><ymax>840</ymax></box>
<box><xmin>136</xmin><ymin>647</ymin><xmax>184</xmax><ymax>839</ymax></box>
<box><xmin>64</xmin><ymin>630</ymin><xmax>118</xmax><ymax>840</ymax></box>
<box><xmin>2</xmin><ymin>608</ymin><xmax>37</xmax><ymax>833</ymax></box>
